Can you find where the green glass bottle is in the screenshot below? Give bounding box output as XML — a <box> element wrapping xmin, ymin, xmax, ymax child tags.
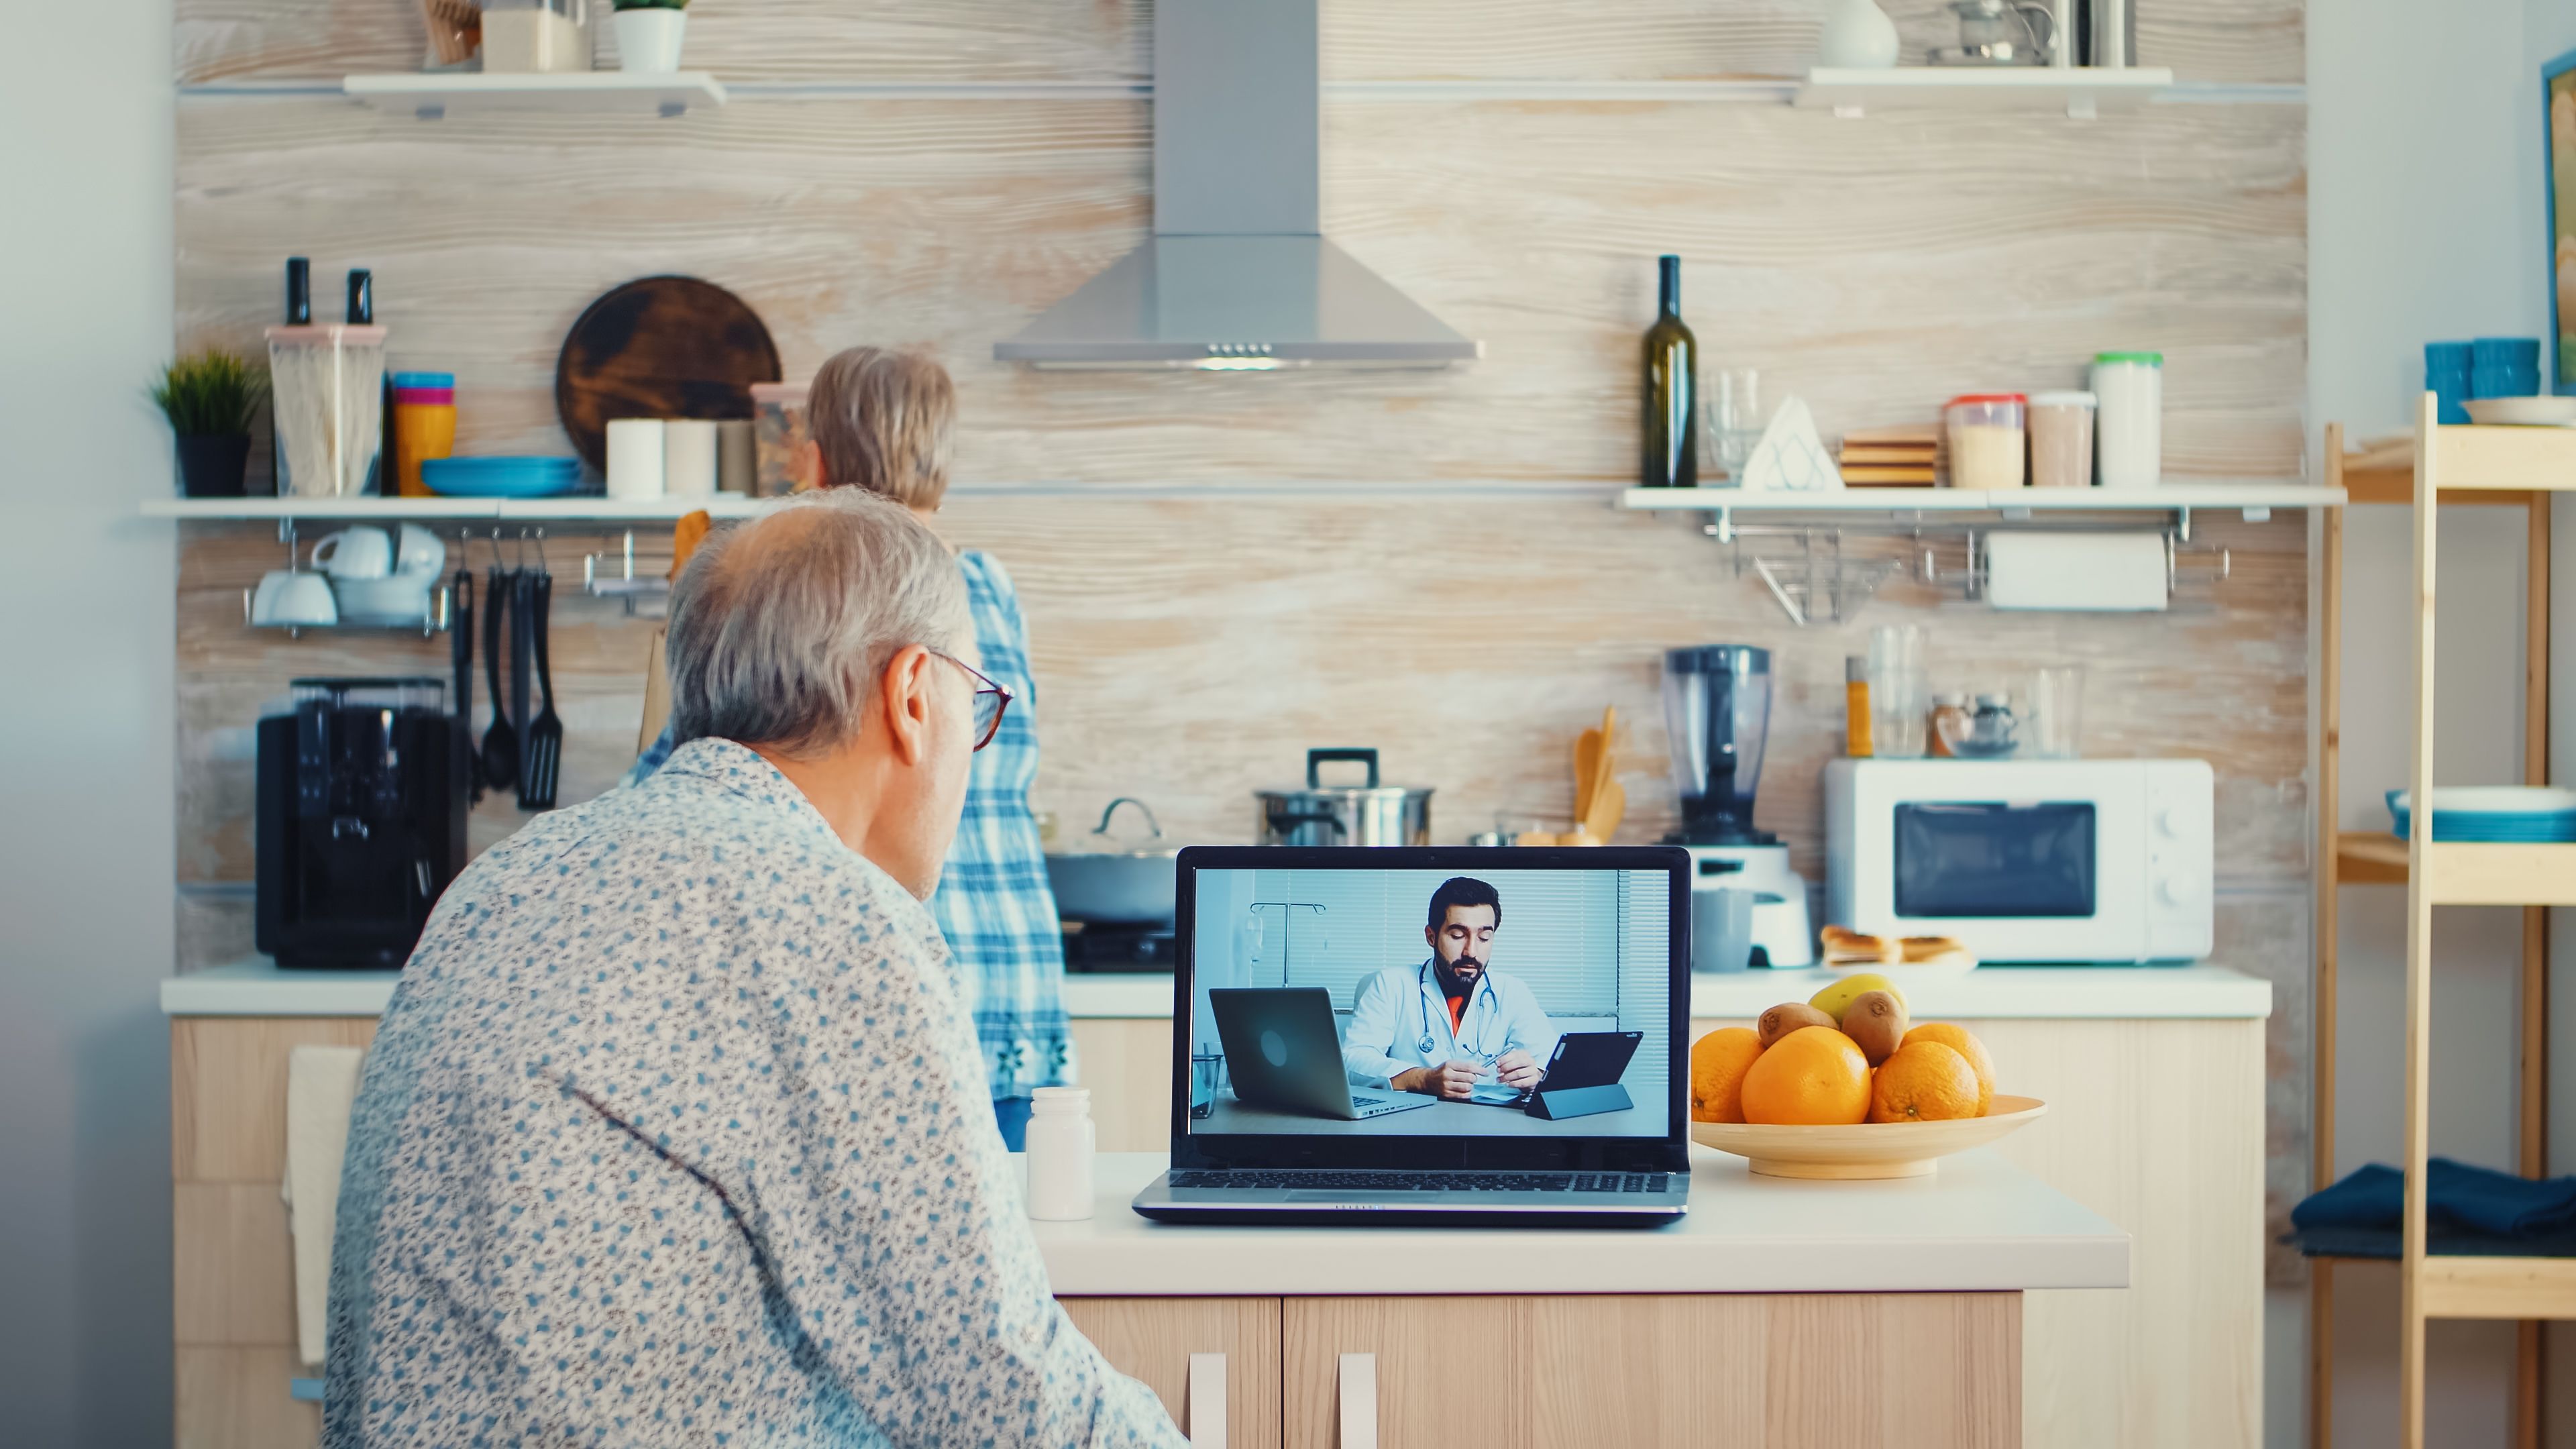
<box><xmin>1641</xmin><ymin>254</ymin><xmax>1699</xmax><ymax>488</ymax></box>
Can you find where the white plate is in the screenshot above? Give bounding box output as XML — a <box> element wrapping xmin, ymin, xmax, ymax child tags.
<box><xmin>1815</xmin><ymin>953</ymin><xmax>1980</xmax><ymax>978</ymax></box>
<box><xmin>2390</xmin><ymin>786</ymin><xmax>2576</xmax><ymax>815</ymax></box>
<box><xmin>2463</xmin><ymin>397</ymin><xmax>2576</xmax><ymax>427</ymax></box>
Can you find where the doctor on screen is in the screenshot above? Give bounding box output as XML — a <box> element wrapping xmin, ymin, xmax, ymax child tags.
<box><xmin>1342</xmin><ymin>876</ymin><xmax>1561</xmax><ymax>1100</ymax></box>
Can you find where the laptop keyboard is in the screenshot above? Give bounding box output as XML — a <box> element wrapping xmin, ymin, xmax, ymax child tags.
<box><xmin>1169</xmin><ymin>1169</ymin><xmax>1672</xmax><ymax>1194</ymax></box>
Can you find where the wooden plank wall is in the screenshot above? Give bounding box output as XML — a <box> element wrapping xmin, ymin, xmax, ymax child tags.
<box><xmin>169</xmin><ymin>0</ymin><xmax>2312</xmax><ymax>1269</ymax></box>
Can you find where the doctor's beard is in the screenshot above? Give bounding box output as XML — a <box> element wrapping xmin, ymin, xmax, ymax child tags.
<box><xmin>1443</xmin><ymin>953</ymin><xmax>1486</xmax><ymax>985</ymax></box>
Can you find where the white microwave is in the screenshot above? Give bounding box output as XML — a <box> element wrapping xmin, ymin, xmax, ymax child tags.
<box><xmin>1824</xmin><ymin>758</ymin><xmax>2214</xmax><ymax>964</ymax></box>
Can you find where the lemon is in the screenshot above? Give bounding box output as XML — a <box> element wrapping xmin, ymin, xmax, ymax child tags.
<box><xmin>1809</xmin><ymin>973</ymin><xmax>1906</xmax><ymax>1023</ymax></box>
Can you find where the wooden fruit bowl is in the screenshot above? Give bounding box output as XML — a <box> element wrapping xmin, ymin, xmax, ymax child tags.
<box><xmin>1690</xmin><ymin>1095</ymin><xmax>2047</xmax><ymax>1180</ymax></box>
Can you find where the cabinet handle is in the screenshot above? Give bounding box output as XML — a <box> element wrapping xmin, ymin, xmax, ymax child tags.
<box><xmin>1338</xmin><ymin>1352</ymin><xmax>1378</xmax><ymax>1449</ymax></box>
<box><xmin>1187</xmin><ymin>1352</ymin><xmax>1226</xmax><ymax>1449</ymax></box>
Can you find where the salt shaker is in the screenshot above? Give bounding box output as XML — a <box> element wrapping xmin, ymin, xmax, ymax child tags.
<box><xmin>1024</xmin><ymin>1085</ymin><xmax>1096</xmax><ymax>1221</ymax></box>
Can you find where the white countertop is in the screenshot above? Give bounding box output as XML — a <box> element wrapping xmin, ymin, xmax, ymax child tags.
<box><xmin>1029</xmin><ymin>1149</ymin><xmax>2128</xmax><ymax>1297</ymax></box>
<box><xmin>161</xmin><ymin>957</ymin><xmax>2268</xmax><ymax>1020</ymax></box>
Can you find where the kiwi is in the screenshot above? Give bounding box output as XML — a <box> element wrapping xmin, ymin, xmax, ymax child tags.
<box><xmin>1756</xmin><ymin>1001</ymin><xmax>1837</xmax><ymax>1048</ymax></box>
<box><xmin>1840</xmin><ymin>989</ymin><xmax>1910</xmax><ymax>1065</ymax></box>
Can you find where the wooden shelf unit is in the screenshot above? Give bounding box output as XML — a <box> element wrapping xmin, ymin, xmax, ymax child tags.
<box><xmin>2312</xmin><ymin>409</ymin><xmax>2563</xmax><ymax>1449</ymax></box>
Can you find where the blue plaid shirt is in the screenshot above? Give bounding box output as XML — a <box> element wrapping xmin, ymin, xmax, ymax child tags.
<box><xmin>623</xmin><ymin>549</ymin><xmax>1074</xmax><ymax>1099</ymax></box>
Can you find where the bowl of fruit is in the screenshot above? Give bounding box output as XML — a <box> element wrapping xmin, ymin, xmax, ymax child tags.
<box><xmin>1688</xmin><ymin>974</ymin><xmax>2044</xmax><ymax>1180</ymax></box>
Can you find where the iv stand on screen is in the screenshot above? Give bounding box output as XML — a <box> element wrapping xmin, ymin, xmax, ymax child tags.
<box><xmin>1246</xmin><ymin>901</ymin><xmax>1326</xmax><ymax>984</ymax></box>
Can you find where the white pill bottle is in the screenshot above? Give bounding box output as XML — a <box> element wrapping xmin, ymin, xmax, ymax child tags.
<box><xmin>1025</xmin><ymin>1085</ymin><xmax>1097</xmax><ymax>1222</ymax></box>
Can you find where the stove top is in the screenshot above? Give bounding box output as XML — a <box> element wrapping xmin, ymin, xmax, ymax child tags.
<box><xmin>1061</xmin><ymin>920</ymin><xmax>1176</xmax><ymax>973</ymax></box>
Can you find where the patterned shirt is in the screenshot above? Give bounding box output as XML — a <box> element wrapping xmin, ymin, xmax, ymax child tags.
<box><xmin>625</xmin><ymin>550</ymin><xmax>1073</xmax><ymax>1100</ymax></box>
<box><xmin>325</xmin><ymin>737</ymin><xmax>1182</xmax><ymax>1448</ymax></box>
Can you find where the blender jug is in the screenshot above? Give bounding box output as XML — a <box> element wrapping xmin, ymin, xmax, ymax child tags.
<box><xmin>1662</xmin><ymin>645</ymin><xmax>1774</xmax><ymax>844</ymax></box>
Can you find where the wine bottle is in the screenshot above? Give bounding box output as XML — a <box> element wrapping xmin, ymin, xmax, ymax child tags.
<box><xmin>1640</xmin><ymin>254</ymin><xmax>1699</xmax><ymax>488</ymax></box>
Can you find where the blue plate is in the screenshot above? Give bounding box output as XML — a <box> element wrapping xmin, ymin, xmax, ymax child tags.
<box><xmin>2387</xmin><ymin>788</ymin><xmax>2576</xmax><ymax>843</ymax></box>
<box><xmin>422</xmin><ymin>457</ymin><xmax>585</xmax><ymax>498</ymax></box>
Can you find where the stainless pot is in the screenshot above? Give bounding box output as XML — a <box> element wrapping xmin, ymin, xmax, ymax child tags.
<box><xmin>1254</xmin><ymin>749</ymin><xmax>1433</xmax><ymax>847</ymax></box>
<box><xmin>1045</xmin><ymin>798</ymin><xmax>1179</xmax><ymax>924</ymax></box>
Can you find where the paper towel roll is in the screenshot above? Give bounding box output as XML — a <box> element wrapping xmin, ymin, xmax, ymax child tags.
<box><xmin>1984</xmin><ymin>531</ymin><xmax>2167</xmax><ymax>611</ymax></box>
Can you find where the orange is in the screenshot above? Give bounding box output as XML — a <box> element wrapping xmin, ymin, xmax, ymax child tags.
<box><xmin>1738</xmin><ymin>1026</ymin><xmax>1871</xmax><ymax>1126</ymax></box>
<box><xmin>1869</xmin><ymin>1040</ymin><xmax>1982</xmax><ymax>1123</ymax></box>
<box><xmin>1689</xmin><ymin>1027</ymin><xmax>1764</xmax><ymax>1124</ymax></box>
<box><xmin>1901</xmin><ymin>1022</ymin><xmax>1996</xmax><ymax>1116</ymax></box>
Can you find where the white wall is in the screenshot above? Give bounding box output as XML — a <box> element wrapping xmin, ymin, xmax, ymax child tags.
<box><xmin>0</xmin><ymin>0</ymin><xmax>177</xmax><ymax>1442</ymax></box>
<box><xmin>2299</xmin><ymin>2</ymin><xmax>2576</xmax><ymax>1445</ymax></box>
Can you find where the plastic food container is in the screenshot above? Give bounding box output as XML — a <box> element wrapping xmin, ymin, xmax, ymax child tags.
<box><xmin>2092</xmin><ymin>352</ymin><xmax>2163</xmax><ymax>488</ymax></box>
<box><xmin>2027</xmin><ymin>390</ymin><xmax>2096</xmax><ymax>489</ymax></box>
<box><xmin>266</xmin><ymin>324</ymin><xmax>388</xmax><ymax>498</ymax></box>
<box><xmin>751</xmin><ymin>382</ymin><xmax>812</xmax><ymax>497</ymax></box>
<box><xmin>390</xmin><ymin>371</ymin><xmax>457</xmax><ymax>499</ymax></box>
<box><xmin>1943</xmin><ymin>394</ymin><xmax>2026</xmax><ymax>490</ymax></box>
<box><xmin>482</xmin><ymin>0</ymin><xmax>594</xmax><ymax>74</ymax></box>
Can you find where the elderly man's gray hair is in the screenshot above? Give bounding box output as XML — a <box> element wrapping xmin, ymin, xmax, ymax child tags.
<box><xmin>666</xmin><ymin>489</ymin><xmax>971</xmax><ymax>758</ymax></box>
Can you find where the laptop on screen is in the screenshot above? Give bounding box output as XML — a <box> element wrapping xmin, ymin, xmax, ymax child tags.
<box><xmin>1130</xmin><ymin>845</ymin><xmax>1692</xmax><ymax>1228</ymax></box>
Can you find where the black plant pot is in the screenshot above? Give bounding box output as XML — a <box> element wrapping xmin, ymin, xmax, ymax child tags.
<box><xmin>175</xmin><ymin>433</ymin><xmax>252</xmax><ymax>497</ymax></box>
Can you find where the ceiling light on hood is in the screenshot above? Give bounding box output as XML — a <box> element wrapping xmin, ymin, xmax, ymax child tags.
<box><xmin>994</xmin><ymin>0</ymin><xmax>1479</xmax><ymax>372</ymax></box>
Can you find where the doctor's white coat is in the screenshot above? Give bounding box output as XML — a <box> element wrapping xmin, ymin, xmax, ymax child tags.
<box><xmin>1340</xmin><ymin>961</ymin><xmax>1560</xmax><ymax>1090</ymax></box>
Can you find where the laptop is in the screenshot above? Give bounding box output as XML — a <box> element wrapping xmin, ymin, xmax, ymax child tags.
<box><xmin>1210</xmin><ymin>987</ymin><xmax>1436</xmax><ymax>1121</ymax></box>
<box><xmin>1132</xmin><ymin>845</ymin><xmax>1693</xmax><ymax>1228</ymax></box>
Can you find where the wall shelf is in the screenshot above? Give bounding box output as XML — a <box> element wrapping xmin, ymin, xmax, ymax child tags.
<box><xmin>1794</xmin><ymin>66</ymin><xmax>2175</xmax><ymax>119</ymax></box>
<box><xmin>343</xmin><ymin>71</ymin><xmax>728</xmax><ymax>119</ymax></box>
<box><xmin>143</xmin><ymin>495</ymin><xmax>767</xmax><ymax>523</ymax></box>
<box><xmin>1618</xmin><ymin>482</ymin><xmax>2341</xmax><ymax>539</ymax></box>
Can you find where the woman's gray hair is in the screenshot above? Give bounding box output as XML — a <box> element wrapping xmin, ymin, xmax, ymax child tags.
<box><xmin>665</xmin><ymin>490</ymin><xmax>971</xmax><ymax>759</ymax></box>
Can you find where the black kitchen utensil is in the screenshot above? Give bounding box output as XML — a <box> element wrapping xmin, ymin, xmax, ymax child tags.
<box><xmin>451</xmin><ymin>566</ymin><xmax>479</xmax><ymax>802</ymax></box>
<box><xmin>480</xmin><ymin>559</ymin><xmax>517</xmax><ymax>793</ymax></box>
<box><xmin>523</xmin><ymin>569</ymin><xmax>563</xmax><ymax>810</ymax></box>
<box><xmin>511</xmin><ymin>566</ymin><xmax>537</xmax><ymax>809</ymax></box>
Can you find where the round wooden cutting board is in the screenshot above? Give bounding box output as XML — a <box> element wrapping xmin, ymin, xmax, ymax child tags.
<box><xmin>553</xmin><ymin>276</ymin><xmax>782</xmax><ymax>472</ymax></box>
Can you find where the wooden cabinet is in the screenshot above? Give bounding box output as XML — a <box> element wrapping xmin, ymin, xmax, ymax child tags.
<box><xmin>1279</xmin><ymin>1294</ymin><xmax>2017</xmax><ymax>1449</ymax></box>
<box><xmin>1071</xmin><ymin>1016</ymin><xmax>1175</xmax><ymax>1151</ymax></box>
<box><xmin>1060</xmin><ymin>1297</ymin><xmax>1282</xmax><ymax>1448</ymax></box>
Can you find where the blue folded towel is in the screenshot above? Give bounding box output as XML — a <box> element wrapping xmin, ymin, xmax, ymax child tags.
<box><xmin>2292</xmin><ymin>1159</ymin><xmax>2576</xmax><ymax>1240</ymax></box>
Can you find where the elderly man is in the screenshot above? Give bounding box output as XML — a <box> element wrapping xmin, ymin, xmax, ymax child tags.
<box><xmin>325</xmin><ymin>492</ymin><xmax>1183</xmax><ymax>1447</ymax></box>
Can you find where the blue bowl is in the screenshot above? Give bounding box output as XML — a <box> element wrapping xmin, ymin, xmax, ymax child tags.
<box><xmin>421</xmin><ymin>457</ymin><xmax>584</xmax><ymax>498</ymax></box>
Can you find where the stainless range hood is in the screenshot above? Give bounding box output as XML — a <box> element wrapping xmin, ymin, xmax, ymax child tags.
<box><xmin>994</xmin><ymin>0</ymin><xmax>1480</xmax><ymax>371</ymax></box>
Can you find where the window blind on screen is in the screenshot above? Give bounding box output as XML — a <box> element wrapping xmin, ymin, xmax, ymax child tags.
<box><xmin>1255</xmin><ymin>869</ymin><xmax>1625</xmax><ymax>1017</ymax></box>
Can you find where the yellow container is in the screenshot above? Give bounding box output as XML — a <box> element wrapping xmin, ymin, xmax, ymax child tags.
<box><xmin>390</xmin><ymin>373</ymin><xmax>457</xmax><ymax>498</ymax></box>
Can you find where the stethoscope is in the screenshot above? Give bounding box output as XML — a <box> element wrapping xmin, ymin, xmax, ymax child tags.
<box><xmin>1412</xmin><ymin>959</ymin><xmax>1504</xmax><ymax>1063</ymax></box>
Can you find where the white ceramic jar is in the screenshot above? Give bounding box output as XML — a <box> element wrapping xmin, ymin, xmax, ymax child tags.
<box><xmin>2092</xmin><ymin>352</ymin><xmax>2163</xmax><ymax>488</ymax></box>
<box><xmin>1024</xmin><ymin>1086</ymin><xmax>1097</xmax><ymax>1222</ymax></box>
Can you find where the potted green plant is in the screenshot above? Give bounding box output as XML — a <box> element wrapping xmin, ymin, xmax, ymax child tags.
<box><xmin>150</xmin><ymin>347</ymin><xmax>267</xmax><ymax>498</ymax></box>
<box><xmin>612</xmin><ymin>0</ymin><xmax>688</xmax><ymax>73</ymax></box>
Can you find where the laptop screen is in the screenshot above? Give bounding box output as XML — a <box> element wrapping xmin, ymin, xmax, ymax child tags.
<box><xmin>1177</xmin><ymin>854</ymin><xmax>1680</xmax><ymax>1149</ymax></box>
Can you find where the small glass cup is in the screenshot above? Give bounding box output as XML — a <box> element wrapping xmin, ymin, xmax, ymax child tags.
<box><xmin>1867</xmin><ymin>625</ymin><xmax>1929</xmax><ymax>758</ymax></box>
<box><xmin>2029</xmin><ymin>665</ymin><xmax>2086</xmax><ymax>759</ymax></box>
<box><xmin>1189</xmin><ymin>1051</ymin><xmax>1226</xmax><ymax>1120</ymax></box>
<box><xmin>1713</xmin><ymin>367</ymin><xmax>1765</xmax><ymax>478</ymax></box>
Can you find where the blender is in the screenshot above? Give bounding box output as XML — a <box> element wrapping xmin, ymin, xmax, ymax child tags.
<box><xmin>1661</xmin><ymin>645</ymin><xmax>1816</xmax><ymax>967</ymax></box>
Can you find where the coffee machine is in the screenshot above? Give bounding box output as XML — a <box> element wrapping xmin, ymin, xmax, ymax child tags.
<box><xmin>256</xmin><ymin>678</ymin><xmax>469</xmax><ymax>969</ymax></box>
<box><xmin>1660</xmin><ymin>645</ymin><xmax>1815</xmax><ymax>967</ymax></box>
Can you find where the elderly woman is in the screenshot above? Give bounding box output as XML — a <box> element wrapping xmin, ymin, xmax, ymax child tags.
<box><xmin>628</xmin><ymin>348</ymin><xmax>1069</xmax><ymax>1148</ymax></box>
<box><xmin>328</xmin><ymin>492</ymin><xmax>1182</xmax><ymax>1446</ymax></box>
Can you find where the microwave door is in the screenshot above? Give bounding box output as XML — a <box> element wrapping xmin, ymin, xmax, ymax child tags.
<box><xmin>1886</xmin><ymin>792</ymin><xmax>2147</xmax><ymax>961</ymax></box>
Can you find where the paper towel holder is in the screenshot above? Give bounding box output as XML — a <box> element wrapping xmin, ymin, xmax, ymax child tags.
<box><xmin>1707</xmin><ymin>522</ymin><xmax>2231</xmax><ymax>624</ymax></box>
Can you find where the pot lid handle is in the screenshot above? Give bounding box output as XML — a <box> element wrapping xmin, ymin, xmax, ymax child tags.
<box><xmin>1092</xmin><ymin>796</ymin><xmax>1164</xmax><ymax>841</ymax></box>
<box><xmin>1307</xmin><ymin>748</ymin><xmax>1381</xmax><ymax>790</ymax></box>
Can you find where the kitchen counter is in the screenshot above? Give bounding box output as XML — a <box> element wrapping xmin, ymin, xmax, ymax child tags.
<box><xmin>1034</xmin><ymin>1147</ymin><xmax>2127</xmax><ymax>1297</ymax></box>
<box><xmin>159</xmin><ymin>956</ymin><xmax>2267</xmax><ymax>1020</ymax></box>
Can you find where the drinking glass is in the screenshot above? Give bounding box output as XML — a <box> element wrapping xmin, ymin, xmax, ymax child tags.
<box><xmin>1713</xmin><ymin>367</ymin><xmax>1766</xmax><ymax>478</ymax></box>
<box><xmin>1189</xmin><ymin>1051</ymin><xmax>1225</xmax><ymax>1119</ymax></box>
<box><xmin>1868</xmin><ymin>625</ymin><xmax>1928</xmax><ymax>758</ymax></box>
<box><xmin>2029</xmin><ymin>665</ymin><xmax>2087</xmax><ymax>759</ymax></box>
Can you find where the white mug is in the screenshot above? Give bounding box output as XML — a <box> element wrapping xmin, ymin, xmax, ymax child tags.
<box><xmin>252</xmin><ymin>569</ymin><xmax>339</xmax><ymax>627</ymax></box>
<box><xmin>394</xmin><ymin>523</ymin><xmax>447</xmax><ymax>578</ymax></box>
<box><xmin>311</xmin><ymin>526</ymin><xmax>394</xmax><ymax>580</ymax></box>
<box><xmin>606</xmin><ymin>418</ymin><xmax>667</xmax><ymax>501</ymax></box>
<box><xmin>663</xmin><ymin>419</ymin><xmax>718</xmax><ymax>499</ymax></box>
